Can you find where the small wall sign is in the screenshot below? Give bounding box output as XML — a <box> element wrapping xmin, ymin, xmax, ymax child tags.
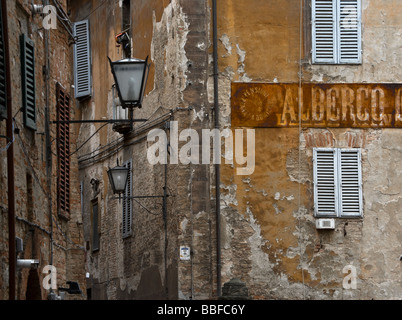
<box><xmin>180</xmin><ymin>246</ymin><xmax>191</xmax><ymax>261</ymax></box>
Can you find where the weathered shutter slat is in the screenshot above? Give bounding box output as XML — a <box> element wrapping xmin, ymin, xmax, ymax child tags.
<box><xmin>20</xmin><ymin>34</ymin><xmax>36</xmax><ymax>130</ymax></box>
<box><xmin>338</xmin><ymin>0</ymin><xmax>361</xmax><ymax>63</ymax></box>
<box><xmin>122</xmin><ymin>159</ymin><xmax>132</xmax><ymax>238</ymax></box>
<box><xmin>313</xmin><ymin>0</ymin><xmax>362</xmax><ymax>64</ymax></box>
<box><xmin>73</xmin><ymin>20</ymin><xmax>92</xmax><ymax>98</ymax></box>
<box><xmin>339</xmin><ymin>149</ymin><xmax>362</xmax><ymax>216</ymax></box>
<box><xmin>312</xmin><ymin>0</ymin><xmax>337</xmax><ymax>63</ymax></box>
<box><xmin>92</xmin><ymin>200</ymin><xmax>99</xmax><ymax>251</ymax></box>
<box><xmin>315</xmin><ymin>148</ymin><xmax>363</xmax><ymax>218</ymax></box>
<box><xmin>57</xmin><ymin>84</ymin><xmax>71</xmax><ymax>220</ymax></box>
<box><xmin>314</xmin><ymin>148</ymin><xmax>338</xmax><ymax>217</ymax></box>
<box><xmin>127</xmin><ymin>159</ymin><xmax>132</xmax><ymax>236</ymax></box>
<box><xmin>0</xmin><ymin>3</ymin><xmax>7</xmax><ymax>120</ymax></box>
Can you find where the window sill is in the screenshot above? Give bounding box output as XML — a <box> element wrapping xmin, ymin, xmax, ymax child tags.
<box><xmin>311</xmin><ymin>62</ymin><xmax>362</xmax><ymax>66</ymax></box>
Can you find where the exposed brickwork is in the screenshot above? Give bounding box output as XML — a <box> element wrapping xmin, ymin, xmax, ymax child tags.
<box><xmin>0</xmin><ymin>0</ymin><xmax>85</xmax><ymax>300</ymax></box>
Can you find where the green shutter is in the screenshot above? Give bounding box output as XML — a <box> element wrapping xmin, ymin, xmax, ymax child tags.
<box><xmin>0</xmin><ymin>3</ymin><xmax>7</xmax><ymax>121</ymax></box>
<box><xmin>20</xmin><ymin>34</ymin><xmax>36</xmax><ymax>130</ymax></box>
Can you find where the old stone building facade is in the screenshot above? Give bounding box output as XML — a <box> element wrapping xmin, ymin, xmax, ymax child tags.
<box><xmin>1</xmin><ymin>0</ymin><xmax>401</xmax><ymax>301</ymax></box>
<box><xmin>218</xmin><ymin>0</ymin><xmax>402</xmax><ymax>300</ymax></box>
<box><xmin>73</xmin><ymin>0</ymin><xmax>402</xmax><ymax>300</ymax></box>
<box><xmin>72</xmin><ymin>0</ymin><xmax>402</xmax><ymax>300</ymax></box>
<box><xmin>0</xmin><ymin>0</ymin><xmax>85</xmax><ymax>300</ymax></box>
<box><xmin>72</xmin><ymin>0</ymin><xmax>217</xmax><ymax>300</ymax></box>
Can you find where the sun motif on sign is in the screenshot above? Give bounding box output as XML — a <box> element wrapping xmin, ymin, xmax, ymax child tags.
<box><xmin>239</xmin><ymin>87</ymin><xmax>271</xmax><ymax>121</ymax></box>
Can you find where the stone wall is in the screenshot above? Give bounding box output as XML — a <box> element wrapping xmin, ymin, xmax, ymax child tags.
<box><xmin>70</xmin><ymin>0</ymin><xmax>402</xmax><ymax>301</ymax></box>
<box><xmin>74</xmin><ymin>0</ymin><xmax>218</xmax><ymax>300</ymax></box>
<box><xmin>0</xmin><ymin>0</ymin><xmax>85</xmax><ymax>300</ymax></box>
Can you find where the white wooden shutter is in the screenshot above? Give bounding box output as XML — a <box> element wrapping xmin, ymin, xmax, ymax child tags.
<box><xmin>312</xmin><ymin>0</ymin><xmax>337</xmax><ymax>63</ymax></box>
<box><xmin>122</xmin><ymin>159</ymin><xmax>132</xmax><ymax>238</ymax></box>
<box><xmin>314</xmin><ymin>148</ymin><xmax>339</xmax><ymax>217</ymax></box>
<box><xmin>339</xmin><ymin>149</ymin><xmax>362</xmax><ymax>216</ymax></box>
<box><xmin>73</xmin><ymin>20</ymin><xmax>92</xmax><ymax>98</ymax></box>
<box><xmin>338</xmin><ymin>0</ymin><xmax>361</xmax><ymax>63</ymax></box>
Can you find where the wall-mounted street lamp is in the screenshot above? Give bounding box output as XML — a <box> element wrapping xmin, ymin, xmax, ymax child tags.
<box><xmin>107</xmin><ymin>160</ymin><xmax>129</xmax><ymax>197</ymax></box>
<box><xmin>106</xmin><ymin>159</ymin><xmax>170</xmax><ymax>220</ymax></box>
<box><xmin>108</xmin><ymin>56</ymin><xmax>150</xmax><ymax>109</ymax></box>
<box><xmin>106</xmin><ymin>153</ymin><xmax>171</xmax><ymax>299</ymax></box>
<box><xmin>52</xmin><ymin>56</ymin><xmax>150</xmax><ymax>128</ymax></box>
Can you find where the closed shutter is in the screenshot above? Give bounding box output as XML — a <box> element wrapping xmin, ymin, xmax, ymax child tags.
<box><xmin>312</xmin><ymin>0</ymin><xmax>337</xmax><ymax>63</ymax></box>
<box><xmin>339</xmin><ymin>149</ymin><xmax>362</xmax><ymax>216</ymax></box>
<box><xmin>0</xmin><ymin>3</ymin><xmax>7</xmax><ymax>121</ymax></box>
<box><xmin>92</xmin><ymin>199</ymin><xmax>99</xmax><ymax>251</ymax></box>
<box><xmin>57</xmin><ymin>83</ymin><xmax>71</xmax><ymax>219</ymax></box>
<box><xmin>80</xmin><ymin>181</ymin><xmax>84</xmax><ymax>218</ymax></box>
<box><xmin>338</xmin><ymin>0</ymin><xmax>361</xmax><ymax>63</ymax></box>
<box><xmin>122</xmin><ymin>159</ymin><xmax>132</xmax><ymax>238</ymax></box>
<box><xmin>314</xmin><ymin>148</ymin><xmax>363</xmax><ymax>218</ymax></box>
<box><xmin>314</xmin><ymin>148</ymin><xmax>339</xmax><ymax>217</ymax></box>
<box><xmin>20</xmin><ymin>34</ymin><xmax>36</xmax><ymax>130</ymax></box>
<box><xmin>73</xmin><ymin>20</ymin><xmax>92</xmax><ymax>98</ymax></box>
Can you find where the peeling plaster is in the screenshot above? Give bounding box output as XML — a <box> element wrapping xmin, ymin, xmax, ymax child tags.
<box><xmin>180</xmin><ymin>217</ymin><xmax>188</xmax><ymax>233</ymax></box>
<box><xmin>220</xmin><ymin>34</ymin><xmax>232</xmax><ymax>57</ymax></box>
<box><xmin>197</xmin><ymin>42</ymin><xmax>206</xmax><ymax>51</ymax></box>
<box><xmin>193</xmin><ymin>106</ymin><xmax>207</xmax><ymax>122</ymax></box>
<box><xmin>246</xmin><ymin>206</ymin><xmax>275</xmax><ymax>275</ymax></box>
<box><xmin>151</xmin><ymin>0</ymin><xmax>189</xmax><ymax>101</ymax></box>
<box><xmin>274</xmin><ymin>192</ymin><xmax>295</xmax><ymax>201</ymax></box>
<box><xmin>236</xmin><ymin>44</ymin><xmax>251</xmax><ymax>82</ymax></box>
<box><xmin>216</xmin><ymin>0</ymin><xmax>402</xmax><ymax>300</ymax></box>
<box><xmin>220</xmin><ymin>183</ymin><xmax>238</xmax><ymax>207</ymax></box>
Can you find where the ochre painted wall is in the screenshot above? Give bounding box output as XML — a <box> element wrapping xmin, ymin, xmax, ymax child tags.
<box><xmin>217</xmin><ymin>0</ymin><xmax>402</xmax><ymax>299</ymax></box>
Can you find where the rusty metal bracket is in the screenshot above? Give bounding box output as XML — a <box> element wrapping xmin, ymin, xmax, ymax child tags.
<box><xmin>0</xmin><ymin>134</ymin><xmax>10</xmax><ymax>141</ymax></box>
<box><xmin>111</xmin><ymin>195</ymin><xmax>170</xmax><ymax>200</ymax></box>
<box><xmin>51</xmin><ymin>119</ymin><xmax>148</xmax><ymax>124</ymax></box>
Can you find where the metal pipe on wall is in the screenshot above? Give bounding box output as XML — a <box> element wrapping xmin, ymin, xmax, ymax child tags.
<box><xmin>43</xmin><ymin>0</ymin><xmax>54</xmax><ymax>273</ymax></box>
<box><xmin>2</xmin><ymin>0</ymin><xmax>16</xmax><ymax>301</ymax></box>
<box><xmin>212</xmin><ymin>0</ymin><xmax>222</xmax><ymax>297</ymax></box>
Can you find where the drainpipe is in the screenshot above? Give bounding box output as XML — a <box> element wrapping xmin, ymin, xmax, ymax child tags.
<box><xmin>2</xmin><ymin>0</ymin><xmax>16</xmax><ymax>301</ymax></box>
<box><xmin>43</xmin><ymin>0</ymin><xmax>53</xmax><ymax>269</ymax></box>
<box><xmin>212</xmin><ymin>0</ymin><xmax>221</xmax><ymax>297</ymax></box>
<box><xmin>163</xmin><ymin>122</ymin><xmax>169</xmax><ymax>299</ymax></box>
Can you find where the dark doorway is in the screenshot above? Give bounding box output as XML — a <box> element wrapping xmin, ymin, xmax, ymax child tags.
<box><xmin>25</xmin><ymin>269</ymin><xmax>42</xmax><ymax>300</ymax></box>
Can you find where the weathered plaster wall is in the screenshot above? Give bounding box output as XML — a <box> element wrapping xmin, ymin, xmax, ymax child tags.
<box><xmin>76</xmin><ymin>0</ymin><xmax>216</xmax><ymax>300</ymax></box>
<box><xmin>216</xmin><ymin>0</ymin><xmax>402</xmax><ymax>299</ymax></box>
<box><xmin>72</xmin><ymin>0</ymin><xmax>177</xmax><ymax>300</ymax></box>
<box><xmin>73</xmin><ymin>0</ymin><xmax>402</xmax><ymax>300</ymax></box>
<box><xmin>305</xmin><ymin>0</ymin><xmax>402</xmax><ymax>83</ymax></box>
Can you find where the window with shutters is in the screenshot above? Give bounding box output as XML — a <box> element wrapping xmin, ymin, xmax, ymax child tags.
<box><xmin>122</xmin><ymin>0</ymin><xmax>131</xmax><ymax>32</ymax></box>
<box><xmin>91</xmin><ymin>198</ymin><xmax>100</xmax><ymax>252</ymax></box>
<box><xmin>0</xmin><ymin>3</ymin><xmax>7</xmax><ymax>121</ymax></box>
<box><xmin>122</xmin><ymin>159</ymin><xmax>132</xmax><ymax>238</ymax></box>
<box><xmin>312</xmin><ymin>0</ymin><xmax>362</xmax><ymax>64</ymax></box>
<box><xmin>73</xmin><ymin>20</ymin><xmax>92</xmax><ymax>99</ymax></box>
<box><xmin>20</xmin><ymin>34</ymin><xmax>36</xmax><ymax>129</ymax></box>
<box><xmin>56</xmin><ymin>83</ymin><xmax>71</xmax><ymax>220</ymax></box>
<box><xmin>313</xmin><ymin>148</ymin><xmax>363</xmax><ymax>218</ymax></box>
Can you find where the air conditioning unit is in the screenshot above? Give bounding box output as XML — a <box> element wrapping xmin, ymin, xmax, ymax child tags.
<box><xmin>316</xmin><ymin>218</ymin><xmax>335</xmax><ymax>230</ymax></box>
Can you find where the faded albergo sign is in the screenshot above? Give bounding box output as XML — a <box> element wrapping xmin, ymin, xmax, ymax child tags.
<box><xmin>231</xmin><ymin>83</ymin><xmax>402</xmax><ymax>128</ymax></box>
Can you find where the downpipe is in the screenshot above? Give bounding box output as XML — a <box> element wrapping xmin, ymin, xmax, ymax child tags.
<box><xmin>212</xmin><ymin>0</ymin><xmax>222</xmax><ymax>298</ymax></box>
